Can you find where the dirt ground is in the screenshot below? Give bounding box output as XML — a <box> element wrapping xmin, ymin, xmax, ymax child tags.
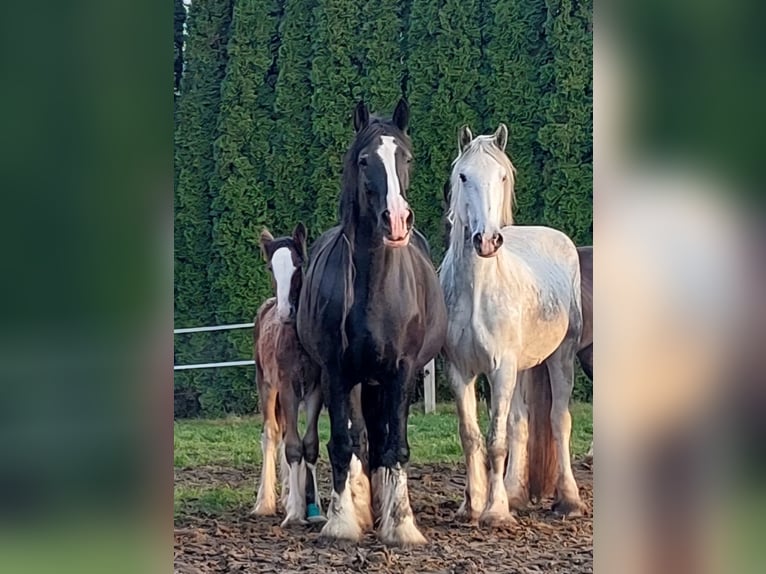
<box><xmin>174</xmin><ymin>460</ymin><xmax>593</xmax><ymax>574</ymax></box>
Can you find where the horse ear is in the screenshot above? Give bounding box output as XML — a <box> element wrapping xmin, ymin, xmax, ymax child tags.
<box><xmin>443</xmin><ymin>178</ymin><xmax>451</xmax><ymax>205</ymax></box>
<box><xmin>392</xmin><ymin>98</ymin><xmax>409</xmax><ymax>131</ymax></box>
<box><xmin>292</xmin><ymin>222</ymin><xmax>307</xmax><ymax>259</ymax></box>
<box><xmin>354</xmin><ymin>101</ymin><xmax>369</xmax><ymax>133</ymax></box>
<box><xmin>494</xmin><ymin>123</ymin><xmax>509</xmax><ymax>151</ymax></box>
<box><xmin>458</xmin><ymin>125</ymin><xmax>473</xmax><ymax>152</ymax></box>
<box><xmin>259</xmin><ymin>228</ymin><xmax>274</xmax><ymax>261</ymax></box>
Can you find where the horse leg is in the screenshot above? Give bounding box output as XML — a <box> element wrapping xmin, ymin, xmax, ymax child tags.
<box><xmin>377</xmin><ymin>363</ymin><xmax>426</xmax><ymax>546</ymax></box>
<box><xmin>448</xmin><ymin>363</ymin><xmax>486</xmax><ymax>522</ymax></box>
<box><xmin>480</xmin><ymin>358</ymin><xmax>517</xmax><ymax>526</ymax></box>
<box><xmin>505</xmin><ymin>369</ymin><xmax>530</xmax><ymax>511</ymax></box>
<box><xmin>279</xmin><ymin>383</ymin><xmax>306</xmax><ymax>527</ymax></box>
<box><xmin>548</xmin><ymin>343</ymin><xmax>586</xmax><ymax>516</ymax></box>
<box><xmin>320</xmin><ymin>366</ymin><xmax>362</xmax><ymax>541</ymax></box>
<box><xmin>252</xmin><ymin>376</ymin><xmax>280</xmax><ymax>515</ymax></box>
<box><xmin>362</xmin><ymin>382</ymin><xmax>387</xmax><ymax>521</ymax></box>
<box><xmin>302</xmin><ymin>384</ymin><xmax>326</xmax><ymax>523</ymax></box>
<box><xmin>348</xmin><ymin>383</ymin><xmax>373</xmax><ymax>531</ymax></box>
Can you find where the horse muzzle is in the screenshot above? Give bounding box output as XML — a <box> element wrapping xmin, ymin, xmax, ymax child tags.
<box><xmin>381</xmin><ymin>207</ymin><xmax>413</xmax><ymax>248</ymax></box>
<box><xmin>472</xmin><ymin>231</ymin><xmax>503</xmax><ymax>258</ymax></box>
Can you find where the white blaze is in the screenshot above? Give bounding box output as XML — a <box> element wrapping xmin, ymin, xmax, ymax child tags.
<box><xmin>271</xmin><ymin>247</ymin><xmax>296</xmax><ymax>319</ymax></box>
<box><xmin>376</xmin><ymin>136</ymin><xmax>409</xmax><ymax>238</ymax></box>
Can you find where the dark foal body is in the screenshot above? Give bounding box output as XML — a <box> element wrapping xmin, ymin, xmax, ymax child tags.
<box><xmin>297</xmin><ymin>99</ymin><xmax>447</xmax><ymax>544</ymax></box>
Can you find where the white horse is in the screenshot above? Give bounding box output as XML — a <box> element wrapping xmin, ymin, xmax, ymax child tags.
<box><xmin>439</xmin><ymin>124</ymin><xmax>585</xmax><ymax>525</ymax></box>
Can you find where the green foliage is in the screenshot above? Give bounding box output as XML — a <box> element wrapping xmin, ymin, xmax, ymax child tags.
<box><xmin>173</xmin><ymin>0</ymin><xmax>594</xmax><ymax>417</ymax></box>
<box><xmin>173</xmin><ymin>0</ymin><xmax>186</xmax><ymax>98</ymax></box>
<box><xmin>174</xmin><ymin>0</ymin><xmax>234</xmax><ymax>418</ymax></box>
<box><xmin>406</xmin><ymin>0</ymin><xmax>485</xmax><ymax>263</ymax></box>
<box><xmin>307</xmin><ymin>0</ymin><xmax>364</xmax><ymax>235</ymax></box>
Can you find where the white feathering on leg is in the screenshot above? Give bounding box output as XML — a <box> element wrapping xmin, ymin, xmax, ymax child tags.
<box><xmin>377</xmin><ymin>464</ymin><xmax>426</xmax><ymax>546</ymax></box>
<box><xmin>253</xmin><ymin>430</ymin><xmax>278</xmax><ymax>515</ymax></box>
<box><xmin>279</xmin><ymin>442</ymin><xmax>289</xmax><ymax>508</ymax></box>
<box><xmin>281</xmin><ymin>459</ymin><xmax>307</xmax><ymax>527</ymax></box>
<box><xmin>349</xmin><ymin>454</ymin><xmax>373</xmax><ymax>531</ymax></box>
<box><xmin>320</xmin><ymin>474</ymin><xmax>362</xmax><ymax>542</ymax></box>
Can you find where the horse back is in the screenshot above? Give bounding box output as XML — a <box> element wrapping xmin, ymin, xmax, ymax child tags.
<box><xmin>297</xmin><ymin>226</ymin><xmax>353</xmax><ymax>363</ymax></box>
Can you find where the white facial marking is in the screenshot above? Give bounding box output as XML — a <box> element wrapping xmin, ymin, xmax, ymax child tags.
<box><xmin>376</xmin><ymin>136</ymin><xmax>408</xmax><ymax>216</ymax></box>
<box><xmin>271</xmin><ymin>247</ymin><xmax>296</xmax><ymax>319</ymax></box>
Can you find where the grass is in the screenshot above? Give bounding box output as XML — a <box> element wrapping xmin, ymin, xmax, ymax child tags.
<box><xmin>174</xmin><ymin>401</ymin><xmax>592</xmax><ymax>519</ymax></box>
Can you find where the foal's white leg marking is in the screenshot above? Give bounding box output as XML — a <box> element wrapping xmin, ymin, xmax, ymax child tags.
<box><xmin>281</xmin><ymin>459</ymin><xmax>308</xmax><ymax>526</ymax></box>
<box><xmin>505</xmin><ymin>371</ymin><xmax>530</xmax><ymax>510</ymax></box>
<box><xmin>449</xmin><ymin>365</ymin><xmax>486</xmax><ymax>521</ymax></box>
<box><xmin>377</xmin><ymin>136</ymin><xmax>409</xmax><ymax>239</ymax></box>
<box><xmin>480</xmin><ymin>361</ymin><xmax>516</xmax><ymax>526</ymax></box>
<box><xmin>253</xmin><ymin>422</ymin><xmax>280</xmax><ymax>515</ymax></box>
<box><xmin>279</xmin><ymin>441</ymin><xmax>289</xmax><ymax>508</ymax></box>
<box><xmin>378</xmin><ymin>464</ymin><xmax>426</xmax><ymax>546</ymax></box>
<box><xmin>271</xmin><ymin>247</ymin><xmax>296</xmax><ymax>322</ymax></box>
<box><xmin>349</xmin><ymin>453</ymin><xmax>373</xmax><ymax>531</ymax></box>
<box><xmin>320</xmin><ymin>467</ymin><xmax>362</xmax><ymax>542</ymax></box>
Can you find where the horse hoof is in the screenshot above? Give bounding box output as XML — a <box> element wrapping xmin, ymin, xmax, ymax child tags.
<box><xmin>552</xmin><ymin>498</ymin><xmax>586</xmax><ymax>518</ymax></box>
<box><xmin>456</xmin><ymin>501</ymin><xmax>481</xmax><ymax>523</ymax></box>
<box><xmin>507</xmin><ymin>494</ymin><xmax>529</xmax><ymax>512</ymax></box>
<box><xmin>280</xmin><ymin>515</ymin><xmax>308</xmax><ymax>528</ymax></box>
<box><xmin>251</xmin><ymin>501</ymin><xmax>276</xmax><ymax>516</ymax></box>
<box><xmin>478</xmin><ymin>510</ymin><xmax>515</xmax><ymax>528</ymax></box>
<box><xmin>378</xmin><ymin>519</ymin><xmax>427</xmax><ymax>547</ymax></box>
<box><xmin>306</xmin><ymin>503</ymin><xmax>327</xmax><ymax>524</ymax></box>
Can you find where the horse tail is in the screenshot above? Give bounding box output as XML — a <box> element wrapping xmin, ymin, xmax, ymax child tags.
<box><xmin>525</xmin><ymin>361</ymin><xmax>558</xmax><ymax>499</ymax></box>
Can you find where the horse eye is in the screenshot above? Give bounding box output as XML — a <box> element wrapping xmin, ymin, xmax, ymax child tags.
<box><xmin>359</xmin><ymin>155</ymin><xmax>368</xmax><ymax>167</ymax></box>
<box><xmin>502</xmin><ymin>174</ymin><xmax>508</xmax><ymax>182</ymax></box>
<box><xmin>459</xmin><ymin>173</ymin><xmax>467</xmax><ymax>183</ymax></box>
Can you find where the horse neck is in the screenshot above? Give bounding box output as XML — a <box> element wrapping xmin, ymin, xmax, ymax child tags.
<box><xmin>448</xmin><ymin>234</ymin><xmax>506</xmax><ymax>289</ymax></box>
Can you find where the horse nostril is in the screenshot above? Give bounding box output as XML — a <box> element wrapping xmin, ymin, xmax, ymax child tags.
<box><xmin>405</xmin><ymin>210</ymin><xmax>414</xmax><ymax>229</ymax></box>
<box><xmin>472</xmin><ymin>233</ymin><xmax>482</xmax><ymax>249</ymax></box>
<box><xmin>494</xmin><ymin>233</ymin><xmax>504</xmax><ymax>248</ymax></box>
<box><xmin>382</xmin><ymin>210</ymin><xmax>391</xmax><ymax>225</ymax></box>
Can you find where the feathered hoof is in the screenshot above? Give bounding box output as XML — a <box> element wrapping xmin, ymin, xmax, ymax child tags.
<box><xmin>478</xmin><ymin>509</ymin><xmax>516</xmax><ymax>528</ymax></box>
<box><xmin>507</xmin><ymin>493</ymin><xmax>529</xmax><ymax>512</ymax></box>
<box><xmin>280</xmin><ymin>514</ymin><xmax>308</xmax><ymax>528</ymax></box>
<box><xmin>251</xmin><ymin>499</ymin><xmax>277</xmax><ymax>517</ymax></box>
<box><xmin>455</xmin><ymin>500</ymin><xmax>481</xmax><ymax>523</ymax></box>
<box><xmin>378</xmin><ymin>517</ymin><xmax>427</xmax><ymax>547</ymax></box>
<box><xmin>552</xmin><ymin>497</ymin><xmax>586</xmax><ymax>518</ymax></box>
<box><xmin>319</xmin><ymin>514</ymin><xmax>363</xmax><ymax>542</ymax></box>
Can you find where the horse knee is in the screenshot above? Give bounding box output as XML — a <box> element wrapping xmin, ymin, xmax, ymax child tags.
<box><xmin>284</xmin><ymin>437</ymin><xmax>303</xmax><ymax>464</ymax></box>
<box><xmin>303</xmin><ymin>435</ymin><xmax>319</xmax><ymax>464</ymax></box>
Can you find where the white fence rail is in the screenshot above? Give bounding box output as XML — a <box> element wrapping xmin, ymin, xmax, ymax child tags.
<box><xmin>174</xmin><ymin>322</ymin><xmax>436</xmax><ymax>413</ymax></box>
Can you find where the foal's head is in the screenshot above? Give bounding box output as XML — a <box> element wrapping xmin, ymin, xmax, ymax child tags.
<box><xmin>259</xmin><ymin>223</ymin><xmax>307</xmax><ymax>323</ymax></box>
<box><xmin>341</xmin><ymin>98</ymin><xmax>414</xmax><ymax>247</ymax></box>
<box><xmin>449</xmin><ymin>125</ymin><xmax>516</xmax><ymax>258</ymax></box>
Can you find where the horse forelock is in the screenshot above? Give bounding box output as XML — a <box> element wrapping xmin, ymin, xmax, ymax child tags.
<box><xmin>447</xmin><ymin>136</ymin><xmax>517</xmax><ymax>257</ymax></box>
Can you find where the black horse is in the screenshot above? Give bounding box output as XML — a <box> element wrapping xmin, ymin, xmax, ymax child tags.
<box><xmin>297</xmin><ymin>99</ymin><xmax>447</xmax><ymax>545</ymax></box>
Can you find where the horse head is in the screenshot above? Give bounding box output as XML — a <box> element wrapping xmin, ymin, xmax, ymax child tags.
<box><xmin>259</xmin><ymin>222</ymin><xmax>307</xmax><ymax>323</ymax></box>
<box><xmin>449</xmin><ymin>124</ymin><xmax>516</xmax><ymax>258</ymax></box>
<box><xmin>341</xmin><ymin>98</ymin><xmax>414</xmax><ymax>248</ymax></box>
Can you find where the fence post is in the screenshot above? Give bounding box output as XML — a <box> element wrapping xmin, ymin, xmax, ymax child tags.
<box><xmin>423</xmin><ymin>359</ymin><xmax>436</xmax><ymax>414</ymax></box>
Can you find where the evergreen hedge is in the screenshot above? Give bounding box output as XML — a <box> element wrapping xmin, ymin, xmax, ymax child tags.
<box><xmin>174</xmin><ymin>0</ymin><xmax>593</xmax><ymax>417</ymax></box>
